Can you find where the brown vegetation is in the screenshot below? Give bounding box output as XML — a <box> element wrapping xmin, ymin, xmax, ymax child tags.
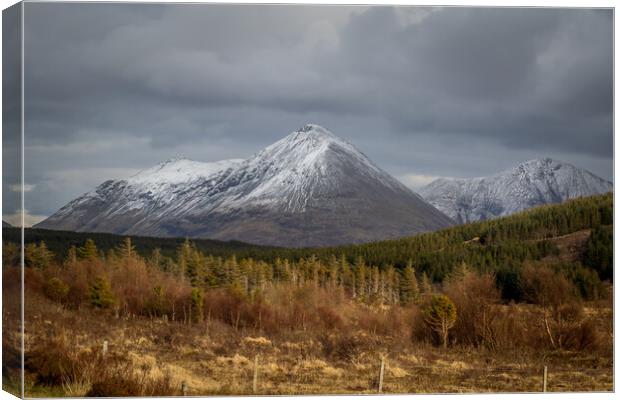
<box><xmin>1</xmin><ymin>221</ymin><xmax>613</xmax><ymax>396</ymax></box>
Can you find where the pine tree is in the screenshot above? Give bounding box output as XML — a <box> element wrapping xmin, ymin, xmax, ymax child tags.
<box><xmin>185</xmin><ymin>246</ymin><xmax>204</xmax><ymax>287</ymax></box>
<box><xmin>400</xmin><ymin>261</ymin><xmax>420</xmax><ymax>305</ymax></box>
<box><xmin>149</xmin><ymin>248</ymin><xmax>162</xmax><ymax>270</ymax></box>
<box><xmin>340</xmin><ymin>255</ymin><xmax>355</xmax><ymax>297</ymax></box>
<box><xmin>190</xmin><ymin>288</ymin><xmax>204</xmax><ymax>323</ymax></box>
<box><xmin>2</xmin><ymin>242</ymin><xmax>19</xmax><ymax>266</ymax></box>
<box><xmin>177</xmin><ymin>238</ymin><xmax>192</xmax><ymax>281</ymax></box>
<box><xmin>45</xmin><ymin>277</ymin><xmax>69</xmax><ymax>303</ymax></box>
<box><xmin>78</xmin><ymin>239</ymin><xmax>98</xmax><ymax>260</ymax></box>
<box><xmin>118</xmin><ymin>237</ymin><xmax>136</xmax><ymax>262</ymax></box>
<box><xmin>89</xmin><ymin>276</ymin><xmax>116</xmax><ymax>309</ymax></box>
<box><xmin>25</xmin><ymin>241</ymin><xmax>54</xmax><ymax>269</ymax></box>
<box><xmin>65</xmin><ymin>245</ymin><xmax>78</xmax><ymax>267</ymax></box>
<box><xmin>327</xmin><ymin>255</ymin><xmax>339</xmax><ymax>289</ymax></box>
<box><xmin>204</xmin><ymin>255</ymin><xmax>219</xmax><ymax>288</ymax></box>
<box><xmin>354</xmin><ymin>256</ymin><xmax>367</xmax><ymax>300</ymax></box>
<box><xmin>423</xmin><ymin>294</ymin><xmax>457</xmax><ymax>348</ymax></box>
<box><xmin>446</xmin><ymin>262</ymin><xmax>471</xmax><ymax>286</ymax></box>
<box><xmin>421</xmin><ymin>271</ymin><xmax>433</xmax><ymax>297</ymax></box>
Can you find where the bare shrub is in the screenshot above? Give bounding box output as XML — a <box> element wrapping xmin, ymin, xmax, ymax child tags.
<box><xmin>521</xmin><ymin>263</ymin><xmax>584</xmax><ymax>349</ymax></box>
<box><xmin>443</xmin><ymin>267</ymin><xmax>501</xmax><ymax>349</ymax></box>
<box><xmin>316</xmin><ymin>305</ymin><xmax>344</xmax><ymax>331</ymax></box>
<box><xmin>86</xmin><ymin>365</ymin><xmax>175</xmax><ymax>397</ymax></box>
<box><xmin>26</xmin><ymin>330</ymin><xmax>176</xmax><ymax>396</ymax></box>
<box><xmin>563</xmin><ymin>318</ymin><xmax>603</xmax><ymax>351</ymax></box>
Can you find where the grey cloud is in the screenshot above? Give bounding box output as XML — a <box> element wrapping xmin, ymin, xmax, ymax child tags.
<box><xmin>14</xmin><ymin>4</ymin><xmax>613</xmax><ymax>219</ymax></box>
<box><xmin>3</xmin><ymin>3</ymin><xmax>22</xmax><ymax>216</ymax></box>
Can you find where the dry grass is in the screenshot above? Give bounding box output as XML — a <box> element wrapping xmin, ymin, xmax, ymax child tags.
<box><xmin>2</xmin><ymin>263</ymin><xmax>612</xmax><ymax>397</ymax></box>
<box><xmin>4</xmin><ymin>291</ymin><xmax>611</xmax><ymax>397</ymax></box>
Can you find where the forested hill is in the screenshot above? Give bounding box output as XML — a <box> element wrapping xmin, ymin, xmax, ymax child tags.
<box><xmin>5</xmin><ymin>193</ymin><xmax>612</xmax><ymax>288</ymax></box>
<box><xmin>311</xmin><ymin>192</ymin><xmax>612</xmax><ymax>273</ymax></box>
<box><xmin>4</xmin><ymin>227</ymin><xmax>276</xmax><ymax>262</ymax></box>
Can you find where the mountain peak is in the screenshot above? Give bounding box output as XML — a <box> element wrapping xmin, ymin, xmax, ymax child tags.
<box><xmin>160</xmin><ymin>156</ymin><xmax>190</xmax><ymax>165</ymax></box>
<box><xmin>419</xmin><ymin>158</ymin><xmax>612</xmax><ymax>224</ymax></box>
<box><xmin>37</xmin><ymin>123</ymin><xmax>454</xmax><ymax>247</ymax></box>
<box><xmin>258</xmin><ymin>123</ymin><xmax>357</xmax><ymax>164</ymax></box>
<box><xmin>298</xmin><ymin>123</ymin><xmax>331</xmax><ymax>134</ymax></box>
<box><xmin>520</xmin><ymin>157</ymin><xmax>559</xmax><ymax>168</ymax></box>
<box><xmin>285</xmin><ymin>123</ymin><xmax>340</xmax><ymax>143</ymax></box>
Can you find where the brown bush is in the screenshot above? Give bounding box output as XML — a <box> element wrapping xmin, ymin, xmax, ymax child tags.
<box><xmin>87</xmin><ymin>377</ymin><xmax>142</xmax><ymax>397</ymax></box>
<box><xmin>564</xmin><ymin>318</ymin><xmax>604</xmax><ymax>351</ymax></box>
<box><xmin>521</xmin><ymin>263</ymin><xmax>576</xmax><ymax>307</ymax></box>
<box><xmin>25</xmin><ymin>332</ymin><xmax>104</xmax><ymax>386</ymax></box>
<box><xmin>26</xmin><ymin>329</ymin><xmax>177</xmax><ymax>396</ymax></box>
<box><xmin>319</xmin><ymin>331</ymin><xmax>379</xmax><ymax>362</ymax></box>
<box><xmin>410</xmin><ymin>304</ymin><xmax>434</xmax><ymax>344</ymax></box>
<box><xmin>203</xmin><ymin>288</ymin><xmax>247</xmax><ymax>329</ymax></box>
<box><xmin>484</xmin><ymin>303</ymin><xmax>537</xmax><ymax>350</ymax></box>
<box><xmin>316</xmin><ymin>305</ymin><xmax>344</xmax><ymax>331</ymax></box>
<box><xmin>86</xmin><ymin>368</ymin><xmax>175</xmax><ymax>397</ymax></box>
<box><xmin>443</xmin><ymin>268</ymin><xmax>501</xmax><ymax>348</ymax></box>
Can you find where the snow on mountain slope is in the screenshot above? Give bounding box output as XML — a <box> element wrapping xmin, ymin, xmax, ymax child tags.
<box><xmin>36</xmin><ymin>124</ymin><xmax>453</xmax><ymax>247</ymax></box>
<box><xmin>127</xmin><ymin>158</ymin><xmax>243</xmax><ymax>187</ymax></box>
<box><xmin>418</xmin><ymin>158</ymin><xmax>613</xmax><ymax>224</ymax></box>
<box><xmin>210</xmin><ymin>124</ymin><xmax>413</xmax><ymax>213</ymax></box>
<box><xmin>44</xmin><ymin>157</ymin><xmax>242</xmax><ymax>223</ymax></box>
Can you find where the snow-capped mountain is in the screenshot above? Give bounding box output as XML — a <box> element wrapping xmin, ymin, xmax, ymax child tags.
<box><xmin>418</xmin><ymin>158</ymin><xmax>613</xmax><ymax>224</ymax></box>
<box><xmin>36</xmin><ymin>124</ymin><xmax>453</xmax><ymax>247</ymax></box>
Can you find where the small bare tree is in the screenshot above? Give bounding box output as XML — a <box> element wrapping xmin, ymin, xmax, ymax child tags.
<box><xmin>521</xmin><ymin>263</ymin><xmax>579</xmax><ymax>349</ymax></box>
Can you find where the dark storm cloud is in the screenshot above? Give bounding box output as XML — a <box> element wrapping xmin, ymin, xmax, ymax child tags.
<box><xmin>337</xmin><ymin>7</ymin><xmax>612</xmax><ymax>156</ymax></box>
<box><xmin>17</xmin><ymin>3</ymin><xmax>613</xmax><ymax>221</ymax></box>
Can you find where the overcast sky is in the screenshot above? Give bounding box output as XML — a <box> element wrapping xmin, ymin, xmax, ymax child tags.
<box><xmin>3</xmin><ymin>4</ymin><xmax>613</xmax><ymax>225</ymax></box>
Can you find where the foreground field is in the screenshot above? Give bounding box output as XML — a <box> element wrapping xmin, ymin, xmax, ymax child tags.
<box><xmin>3</xmin><ymin>281</ymin><xmax>612</xmax><ymax>397</ymax></box>
<box><xmin>3</xmin><ymin>194</ymin><xmax>613</xmax><ymax>396</ymax></box>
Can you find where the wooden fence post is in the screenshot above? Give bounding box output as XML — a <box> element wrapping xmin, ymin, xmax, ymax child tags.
<box><xmin>252</xmin><ymin>355</ymin><xmax>259</xmax><ymax>394</ymax></box>
<box><xmin>378</xmin><ymin>356</ymin><xmax>385</xmax><ymax>393</ymax></box>
<box><xmin>181</xmin><ymin>381</ymin><xmax>188</xmax><ymax>396</ymax></box>
<box><xmin>542</xmin><ymin>365</ymin><xmax>548</xmax><ymax>392</ymax></box>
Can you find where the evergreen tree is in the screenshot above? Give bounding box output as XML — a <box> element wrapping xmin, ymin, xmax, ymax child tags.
<box><xmin>423</xmin><ymin>295</ymin><xmax>457</xmax><ymax>348</ymax></box>
<box><xmin>400</xmin><ymin>261</ymin><xmax>420</xmax><ymax>305</ymax></box>
<box><xmin>89</xmin><ymin>276</ymin><xmax>116</xmax><ymax>309</ymax></box>
<box><xmin>45</xmin><ymin>277</ymin><xmax>69</xmax><ymax>303</ymax></box>
<box><xmin>149</xmin><ymin>248</ymin><xmax>162</xmax><ymax>270</ymax></box>
<box><xmin>176</xmin><ymin>238</ymin><xmax>193</xmax><ymax>280</ymax></box>
<box><xmin>118</xmin><ymin>237</ymin><xmax>136</xmax><ymax>262</ymax></box>
<box><xmin>185</xmin><ymin>246</ymin><xmax>204</xmax><ymax>287</ymax></box>
<box><xmin>354</xmin><ymin>256</ymin><xmax>367</xmax><ymax>301</ymax></box>
<box><xmin>25</xmin><ymin>241</ymin><xmax>54</xmax><ymax>269</ymax></box>
<box><xmin>421</xmin><ymin>272</ymin><xmax>433</xmax><ymax>296</ymax></box>
<box><xmin>190</xmin><ymin>288</ymin><xmax>204</xmax><ymax>323</ymax></box>
<box><xmin>583</xmin><ymin>225</ymin><xmax>613</xmax><ymax>282</ymax></box>
<box><xmin>78</xmin><ymin>239</ymin><xmax>99</xmax><ymax>260</ymax></box>
<box><xmin>64</xmin><ymin>245</ymin><xmax>78</xmax><ymax>267</ymax></box>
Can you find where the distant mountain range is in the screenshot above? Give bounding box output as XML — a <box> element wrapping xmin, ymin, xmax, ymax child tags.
<box><xmin>418</xmin><ymin>158</ymin><xmax>613</xmax><ymax>224</ymax></box>
<box><xmin>35</xmin><ymin>126</ymin><xmax>612</xmax><ymax>246</ymax></box>
<box><xmin>36</xmin><ymin>124</ymin><xmax>453</xmax><ymax>247</ymax></box>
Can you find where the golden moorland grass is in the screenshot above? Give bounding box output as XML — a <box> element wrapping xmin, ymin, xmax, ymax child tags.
<box><xmin>4</xmin><ymin>286</ymin><xmax>612</xmax><ymax>397</ymax></box>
